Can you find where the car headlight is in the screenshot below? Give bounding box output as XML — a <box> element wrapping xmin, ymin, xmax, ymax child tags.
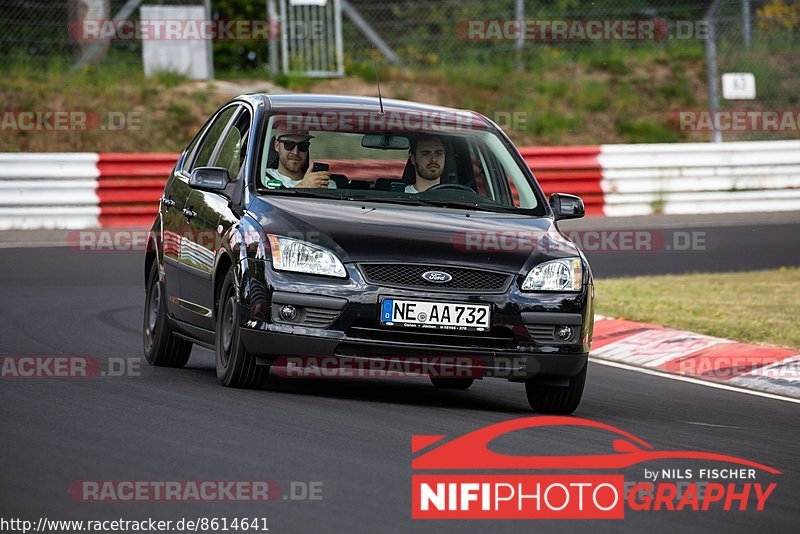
<box><xmin>521</xmin><ymin>258</ymin><xmax>582</xmax><ymax>291</ymax></box>
<box><xmin>267</xmin><ymin>235</ymin><xmax>347</xmax><ymax>278</ymax></box>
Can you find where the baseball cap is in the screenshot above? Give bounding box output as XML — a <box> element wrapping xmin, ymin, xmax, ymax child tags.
<box><xmin>276</xmin><ymin>130</ymin><xmax>315</xmax><ymax>140</ymax></box>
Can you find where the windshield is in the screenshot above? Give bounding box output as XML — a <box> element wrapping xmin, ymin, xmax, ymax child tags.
<box><xmin>256</xmin><ymin>111</ymin><xmax>543</xmax><ymax>213</ymax></box>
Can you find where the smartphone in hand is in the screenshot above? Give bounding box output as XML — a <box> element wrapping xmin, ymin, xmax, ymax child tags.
<box><xmin>312</xmin><ymin>162</ymin><xmax>329</xmax><ymax>172</ymax></box>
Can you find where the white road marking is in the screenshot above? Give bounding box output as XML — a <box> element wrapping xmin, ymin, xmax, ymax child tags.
<box><xmin>680</xmin><ymin>421</ymin><xmax>746</xmax><ymax>429</ymax></box>
<box><xmin>589</xmin><ymin>357</ymin><xmax>800</xmax><ymax>404</ymax></box>
<box><xmin>0</xmin><ymin>242</ymin><xmax>69</xmax><ymax>248</ymax></box>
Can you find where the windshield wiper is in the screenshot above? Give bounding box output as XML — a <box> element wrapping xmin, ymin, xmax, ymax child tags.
<box><xmin>258</xmin><ymin>188</ymin><xmax>348</xmax><ymax>199</ymax></box>
<box><xmin>260</xmin><ymin>189</ymin><xmax>516</xmax><ymax>212</ymax></box>
<box><xmin>414</xmin><ymin>199</ymin><xmax>514</xmax><ymax>213</ymax></box>
<box><xmin>334</xmin><ymin>195</ymin><xmax>516</xmax><ymax>212</ymax></box>
<box><xmin>345</xmin><ymin>195</ymin><xmax>432</xmax><ymax>206</ymax></box>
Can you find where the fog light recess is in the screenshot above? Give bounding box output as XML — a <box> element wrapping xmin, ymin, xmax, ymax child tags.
<box><xmin>280</xmin><ymin>305</ymin><xmax>298</xmax><ymax>321</ymax></box>
<box><xmin>556</xmin><ymin>325</ymin><xmax>574</xmax><ymax>341</ymax></box>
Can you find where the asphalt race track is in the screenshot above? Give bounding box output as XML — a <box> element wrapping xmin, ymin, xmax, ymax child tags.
<box><xmin>1</xmin><ymin>213</ymin><xmax>799</xmax><ymax>533</ymax></box>
<box><xmin>558</xmin><ymin>211</ymin><xmax>800</xmax><ymax>277</ymax></box>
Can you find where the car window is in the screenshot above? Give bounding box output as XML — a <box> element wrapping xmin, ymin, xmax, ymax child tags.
<box><xmin>191</xmin><ymin>106</ymin><xmax>238</xmax><ymax>171</ymax></box>
<box><xmin>180</xmin><ymin>129</ymin><xmax>204</xmax><ymax>174</ymax></box>
<box><xmin>213</xmin><ymin>108</ymin><xmax>251</xmax><ymax>180</ymax></box>
<box><xmin>255</xmin><ymin>112</ymin><xmax>543</xmax><ymax>214</ymax></box>
<box><xmin>468</xmin><ymin>140</ymin><xmax>493</xmax><ymax>199</ymax></box>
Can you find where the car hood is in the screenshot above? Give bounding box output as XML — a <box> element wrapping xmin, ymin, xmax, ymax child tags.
<box><xmin>250</xmin><ymin>196</ymin><xmax>580</xmax><ymax>274</ymax></box>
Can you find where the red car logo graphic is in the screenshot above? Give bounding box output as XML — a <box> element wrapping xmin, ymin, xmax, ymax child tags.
<box><xmin>412</xmin><ymin>416</ymin><xmax>781</xmax><ymax>473</ymax></box>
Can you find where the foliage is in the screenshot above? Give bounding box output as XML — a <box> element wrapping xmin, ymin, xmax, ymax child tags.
<box><xmin>210</xmin><ymin>0</ymin><xmax>271</xmax><ymax>73</ymax></box>
<box><xmin>756</xmin><ymin>0</ymin><xmax>800</xmax><ymax>34</ymax></box>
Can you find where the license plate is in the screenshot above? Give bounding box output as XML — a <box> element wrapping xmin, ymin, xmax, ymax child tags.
<box><xmin>380</xmin><ymin>299</ymin><xmax>491</xmax><ymax>331</ymax></box>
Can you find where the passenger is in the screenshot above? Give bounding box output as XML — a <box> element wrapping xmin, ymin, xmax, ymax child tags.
<box><xmin>265</xmin><ymin>131</ymin><xmax>336</xmax><ymax>189</ymax></box>
<box><xmin>405</xmin><ymin>134</ymin><xmax>445</xmax><ymax>193</ymax></box>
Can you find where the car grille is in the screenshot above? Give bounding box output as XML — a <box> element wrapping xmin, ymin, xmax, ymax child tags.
<box><xmin>303</xmin><ymin>307</ymin><xmax>342</xmax><ymax>328</ymax></box>
<box><xmin>360</xmin><ymin>263</ymin><xmax>511</xmax><ymax>292</ymax></box>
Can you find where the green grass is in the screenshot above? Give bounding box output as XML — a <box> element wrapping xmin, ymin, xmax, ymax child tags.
<box><xmin>0</xmin><ymin>58</ymin><xmax>229</xmax><ymax>152</ymax></box>
<box><xmin>595</xmin><ymin>267</ymin><xmax>800</xmax><ymax>350</ymax></box>
<box><xmin>366</xmin><ymin>42</ymin><xmax>711</xmax><ymax>146</ymax></box>
<box><xmin>151</xmin><ymin>71</ymin><xmax>190</xmax><ymax>89</ymax></box>
<box><xmin>273</xmin><ymin>72</ymin><xmax>315</xmax><ymax>92</ymax></box>
<box><xmin>2</xmin><ymin>38</ymin><xmax>798</xmax><ymax>150</ymax></box>
<box><xmin>615</xmin><ymin>118</ymin><xmax>681</xmax><ymax>143</ymax></box>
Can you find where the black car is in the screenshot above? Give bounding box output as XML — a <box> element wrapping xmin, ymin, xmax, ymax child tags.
<box><xmin>143</xmin><ymin>94</ymin><xmax>594</xmax><ymax>414</ymax></box>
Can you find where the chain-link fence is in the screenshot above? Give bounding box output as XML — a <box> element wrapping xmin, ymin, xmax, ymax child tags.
<box><xmin>342</xmin><ymin>0</ymin><xmax>711</xmax><ymax>64</ymax></box>
<box><xmin>1</xmin><ymin>1</ymin><xmax>797</xmax><ymax>141</ymax></box>
<box><xmin>0</xmin><ymin>1</ymin><xmax>205</xmax><ymax>69</ymax></box>
<box><xmin>709</xmin><ymin>0</ymin><xmax>800</xmax><ymax>141</ymax></box>
<box><xmin>0</xmin><ymin>0</ymin><xmax>270</xmax><ymax>72</ymax></box>
<box><xmin>340</xmin><ymin>0</ymin><xmax>797</xmax><ymax>141</ymax></box>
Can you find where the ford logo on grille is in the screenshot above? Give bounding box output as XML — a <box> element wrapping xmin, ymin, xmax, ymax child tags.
<box><xmin>421</xmin><ymin>270</ymin><xmax>453</xmax><ymax>284</ymax></box>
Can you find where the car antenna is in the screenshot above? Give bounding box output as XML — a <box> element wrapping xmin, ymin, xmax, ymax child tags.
<box><xmin>375</xmin><ymin>63</ymin><xmax>385</xmax><ymax>115</ymax></box>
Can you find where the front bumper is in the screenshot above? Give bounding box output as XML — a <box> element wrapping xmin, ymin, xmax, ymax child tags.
<box><xmin>237</xmin><ymin>260</ymin><xmax>593</xmax><ymax>381</ymax></box>
<box><xmin>240</xmin><ymin>326</ymin><xmax>587</xmax><ymax>380</ymax></box>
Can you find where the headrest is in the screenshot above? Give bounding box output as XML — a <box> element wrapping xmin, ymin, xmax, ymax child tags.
<box><xmin>266</xmin><ymin>135</ymin><xmax>279</xmax><ymax>169</ymax></box>
<box><xmin>402</xmin><ymin>157</ymin><xmax>416</xmax><ymax>185</ymax></box>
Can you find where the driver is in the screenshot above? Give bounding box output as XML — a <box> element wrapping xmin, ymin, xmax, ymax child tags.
<box><xmin>405</xmin><ymin>134</ymin><xmax>445</xmax><ymax>193</ymax></box>
<box><xmin>265</xmin><ymin>130</ymin><xmax>336</xmax><ymax>189</ymax></box>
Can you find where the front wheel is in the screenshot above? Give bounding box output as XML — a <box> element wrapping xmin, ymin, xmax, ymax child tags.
<box><xmin>143</xmin><ymin>259</ymin><xmax>192</xmax><ymax>367</ymax></box>
<box><xmin>215</xmin><ymin>270</ymin><xmax>269</xmax><ymax>388</ymax></box>
<box><xmin>524</xmin><ymin>363</ymin><xmax>587</xmax><ymax>414</ymax></box>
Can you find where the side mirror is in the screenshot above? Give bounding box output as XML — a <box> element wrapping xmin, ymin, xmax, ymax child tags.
<box><xmin>549</xmin><ymin>193</ymin><xmax>585</xmax><ymax>221</ymax></box>
<box><xmin>189</xmin><ymin>167</ymin><xmax>230</xmax><ymax>192</ymax></box>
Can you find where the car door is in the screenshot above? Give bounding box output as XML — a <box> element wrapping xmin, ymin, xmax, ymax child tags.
<box><xmin>161</xmin><ymin>121</ymin><xmax>209</xmax><ymax>320</ymax></box>
<box><xmin>170</xmin><ymin>105</ymin><xmax>239</xmax><ymax>327</ymax></box>
<box><xmin>180</xmin><ymin>104</ymin><xmax>252</xmax><ymax>331</ymax></box>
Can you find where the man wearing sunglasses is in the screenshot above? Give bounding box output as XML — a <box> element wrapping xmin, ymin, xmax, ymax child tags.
<box><xmin>266</xmin><ymin>131</ymin><xmax>335</xmax><ymax>189</ymax></box>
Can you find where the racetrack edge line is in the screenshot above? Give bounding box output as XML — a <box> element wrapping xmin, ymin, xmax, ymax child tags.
<box><xmin>589</xmin><ymin>356</ymin><xmax>800</xmax><ymax>404</ymax></box>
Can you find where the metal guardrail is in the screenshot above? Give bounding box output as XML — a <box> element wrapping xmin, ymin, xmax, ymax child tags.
<box><xmin>0</xmin><ymin>153</ymin><xmax>100</xmax><ymax>230</ymax></box>
<box><xmin>2</xmin><ymin>141</ymin><xmax>799</xmax><ymax>229</ymax></box>
<box><xmin>599</xmin><ymin>140</ymin><xmax>800</xmax><ymax>216</ymax></box>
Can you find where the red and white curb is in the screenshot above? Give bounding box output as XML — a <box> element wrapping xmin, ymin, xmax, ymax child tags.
<box><xmin>591</xmin><ymin>315</ymin><xmax>800</xmax><ymax>400</ymax></box>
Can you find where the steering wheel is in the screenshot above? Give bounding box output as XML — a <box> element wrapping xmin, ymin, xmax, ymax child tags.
<box><xmin>424</xmin><ymin>183</ymin><xmax>475</xmax><ymax>193</ymax></box>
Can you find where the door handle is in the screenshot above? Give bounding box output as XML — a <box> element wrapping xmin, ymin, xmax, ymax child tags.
<box><xmin>182</xmin><ymin>208</ymin><xmax>197</xmax><ymax>220</ymax></box>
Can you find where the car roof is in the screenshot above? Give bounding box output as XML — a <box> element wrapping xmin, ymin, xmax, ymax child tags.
<box><xmin>237</xmin><ymin>93</ymin><xmax>491</xmax><ymax>128</ymax></box>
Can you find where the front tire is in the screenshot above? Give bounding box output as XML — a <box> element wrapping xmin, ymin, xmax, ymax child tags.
<box><xmin>143</xmin><ymin>259</ymin><xmax>192</xmax><ymax>367</ymax></box>
<box><xmin>215</xmin><ymin>270</ymin><xmax>269</xmax><ymax>388</ymax></box>
<box><xmin>524</xmin><ymin>363</ymin><xmax>587</xmax><ymax>414</ymax></box>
